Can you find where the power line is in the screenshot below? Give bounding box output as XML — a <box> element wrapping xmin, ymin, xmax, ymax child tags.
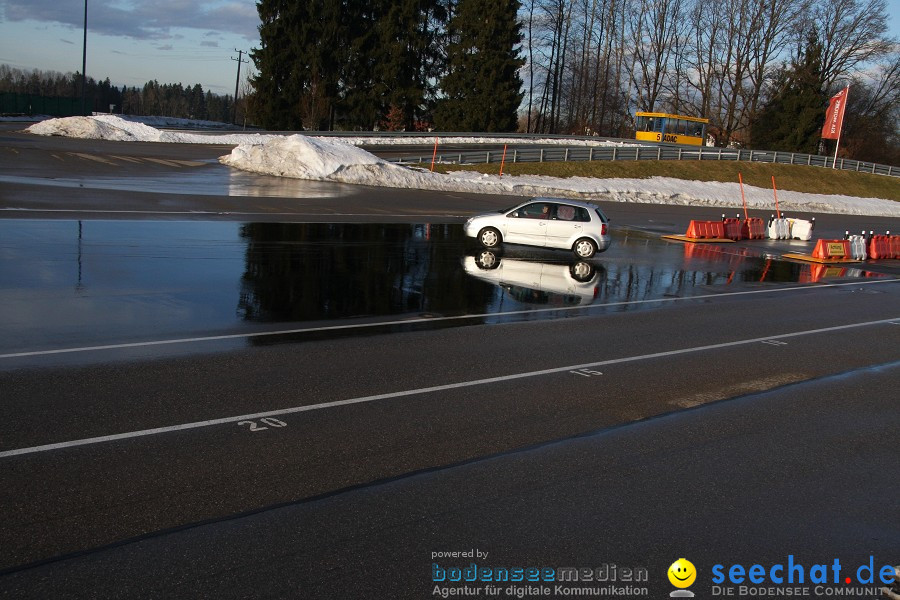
<box><xmin>231</xmin><ymin>49</ymin><xmax>249</xmax><ymax>125</ymax></box>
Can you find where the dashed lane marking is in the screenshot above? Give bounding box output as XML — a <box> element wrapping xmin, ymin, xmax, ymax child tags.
<box><xmin>1</xmin><ymin>279</ymin><xmax>897</xmax><ymax>360</ymax></box>
<box><xmin>0</xmin><ymin>316</ymin><xmax>897</xmax><ymax>459</ymax></box>
<box><xmin>69</xmin><ymin>152</ymin><xmax>118</xmax><ymax>165</ymax></box>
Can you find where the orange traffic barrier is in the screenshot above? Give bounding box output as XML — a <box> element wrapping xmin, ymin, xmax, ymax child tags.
<box><xmin>868</xmin><ymin>235</ymin><xmax>886</xmax><ymax>259</ymax></box>
<box><xmin>812</xmin><ymin>239</ymin><xmax>850</xmax><ymax>260</ymax></box>
<box><xmin>685</xmin><ymin>220</ymin><xmax>725</xmax><ymax>239</ymax></box>
<box><xmin>742</xmin><ymin>217</ymin><xmax>766</xmax><ymax>239</ymax></box>
<box><xmin>723</xmin><ymin>217</ymin><xmax>743</xmax><ymax>240</ymax></box>
<box><xmin>868</xmin><ymin>235</ymin><xmax>897</xmax><ymax>260</ymax></box>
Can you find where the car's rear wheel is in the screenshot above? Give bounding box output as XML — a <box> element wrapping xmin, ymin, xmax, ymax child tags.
<box><xmin>478</xmin><ymin>227</ymin><xmax>502</xmax><ymax>248</ymax></box>
<box><xmin>573</xmin><ymin>238</ymin><xmax>597</xmax><ymax>258</ymax></box>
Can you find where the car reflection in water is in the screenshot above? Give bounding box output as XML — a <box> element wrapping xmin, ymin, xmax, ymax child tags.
<box><xmin>462</xmin><ymin>249</ymin><xmax>606</xmax><ymax>307</ymax></box>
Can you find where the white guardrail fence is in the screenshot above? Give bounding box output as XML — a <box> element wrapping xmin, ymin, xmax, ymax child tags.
<box><xmin>356</xmin><ymin>133</ymin><xmax>899</xmax><ymax>178</ymax></box>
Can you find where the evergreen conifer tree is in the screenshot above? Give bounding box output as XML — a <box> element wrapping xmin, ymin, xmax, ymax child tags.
<box><xmin>434</xmin><ymin>0</ymin><xmax>524</xmax><ymax>132</ymax></box>
<box><xmin>751</xmin><ymin>33</ymin><xmax>827</xmax><ymax>154</ymax></box>
<box><xmin>370</xmin><ymin>0</ymin><xmax>446</xmax><ymax>130</ymax></box>
<box><xmin>251</xmin><ymin>0</ymin><xmax>302</xmax><ymax>129</ymax></box>
<box><xmin>251</xmin><ymin>0</ymin><xmax>344</xmax><ymax>130</ymax></box>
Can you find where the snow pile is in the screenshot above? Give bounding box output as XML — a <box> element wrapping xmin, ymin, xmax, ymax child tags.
<box><xmin>27</xmin><ymin>116</ymin><xmax>161</xmax><ymax>141</ymax></box>
<box><xmin>221</xmin><ymin>134</ymin><xmax>398</xmax><ymax>180</ymax></box>
<box><xmin>221</xmin><ymin>134</ymin><xmax>900</xmax><ymax>217</ymax></box>
<box><xmin>27</xmin><ymin>115</ymin><xmax>279</xmax><ymax>145</ymax></box>
<box><xmin>23</xmin><ymin>115</ymin><xmax>900</xmax><ymax>216</ymax></box>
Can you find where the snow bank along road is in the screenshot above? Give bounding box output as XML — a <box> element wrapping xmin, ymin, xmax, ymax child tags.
<box><xmin>20</xmin><ymin>115</ymin><xmax>900</xmax><ymax>217</ymax></box>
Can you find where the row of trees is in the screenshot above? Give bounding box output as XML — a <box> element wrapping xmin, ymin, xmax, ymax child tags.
<box><xmin>249</xmin><ymin>0</ymin><xmax>898</xmax><ymax>163</ymax></box>
<box><xmin>250</xmin><ymin>0</ymin><xmax>524</xmax><ymax>132</ymax></box>
<box><xmin>120</xmin><ymin>81</ymin><xmax>238</xmax><ymax>123</ymax></box>
<box><xmin>0</xmin><ymin>64</ymin><xmax>241</xmax><ymax>124</ymax></box>
<box><xmin>521</xmin><ymin>0</ymin><xmax>898</xmax><ymax>159</ymax></box>
<box><xmin>3</xmin><ymin>0</ymin><xmax>898</xmax><ymax>164</ymax></box>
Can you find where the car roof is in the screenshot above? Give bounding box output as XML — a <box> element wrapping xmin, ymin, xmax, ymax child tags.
<box><xmin>528</xmin><ymin>197</ymin><xmax>600</xmax><ymax>209</ymax></box>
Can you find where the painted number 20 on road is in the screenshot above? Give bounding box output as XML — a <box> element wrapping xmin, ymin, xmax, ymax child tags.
<box><xmin>238</xmin><ymin>417</ymin><xmax>288</xmax><ymax>432</ymax></box>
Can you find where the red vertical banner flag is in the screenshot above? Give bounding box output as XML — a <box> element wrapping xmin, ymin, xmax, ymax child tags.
<box><xmin>821</xmin><ymin>86</ymin><xmax>849</xmax><ymax>139</ymax></box>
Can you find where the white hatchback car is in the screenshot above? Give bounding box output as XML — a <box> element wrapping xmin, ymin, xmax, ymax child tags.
<box><xmin>463</xmin><ymin>253</ymin><xmax>603</xmax><ymax>305</ymax></box>
<box><xmin>464</xmin><ymin>198</ymin><xmax>611</xmax><ymax>258</ymax></box>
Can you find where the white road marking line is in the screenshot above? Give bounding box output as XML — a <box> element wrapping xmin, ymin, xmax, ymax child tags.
<box><xmin>1</xmin><ymin>278</ymin><xmax>897</xmax><ymax>360</ymax></box>
<box><xmin>1</xmin><ymin>316</ymin><xmax>897</xmax><ymax>459</ymax></box>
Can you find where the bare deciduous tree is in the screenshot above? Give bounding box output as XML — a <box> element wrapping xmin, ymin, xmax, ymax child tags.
<box><xmin>626</xmin><ymin>0</ymin><xmax>684</xmax><ymax>112</ymax></box>
<box><xmin>812</xmin><ymin>0</ymin><xmax>894</xmax><ymax>88</ymax></box>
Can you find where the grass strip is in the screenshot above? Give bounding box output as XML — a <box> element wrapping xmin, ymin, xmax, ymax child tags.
<box><xmin>424</xmin><ymin>160</ymin><xmax>900</xmax><ymax>201</ymax></box>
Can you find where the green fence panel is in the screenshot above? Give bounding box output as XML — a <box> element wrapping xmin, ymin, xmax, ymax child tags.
<box><xmin>0</xmin><ymin>93</ymin><xmax>84</xmax><ymax>116</ymax></box>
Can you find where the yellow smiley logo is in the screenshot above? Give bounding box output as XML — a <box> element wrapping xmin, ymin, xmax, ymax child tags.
<box><xmin>668</xmin><ymin>558</ymin><xmax>697</xmax><ymax>588</ymax></box>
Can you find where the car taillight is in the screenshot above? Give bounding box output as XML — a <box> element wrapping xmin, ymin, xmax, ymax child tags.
<box><xmin>601</xmin><ymin>223</ymin><xmax>608</xmax><ymax>235</ymax></box>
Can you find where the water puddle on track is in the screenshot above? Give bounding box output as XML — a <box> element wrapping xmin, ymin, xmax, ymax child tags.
<box><xmin>0</xmin><ymin>220</ymin><xmax>883</xmax><ymax>361</ymax></box>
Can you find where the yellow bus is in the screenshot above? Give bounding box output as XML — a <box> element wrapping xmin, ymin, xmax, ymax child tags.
<box><xmin>634</xmin><ymin>112</ymin><xmax>708</xmax><ymax>146</ymax></box>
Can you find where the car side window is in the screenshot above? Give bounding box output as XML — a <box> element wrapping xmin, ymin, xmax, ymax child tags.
<box><xmin>556</xmin><ymin>205</ymin><xmax>590</xmax><ymax>222</ymax></box>
<box><xmin>556</xmin><ymin>204</ymin><xmax>576</xmax><ymax>221</ymax></box>
<box><xmin>521</xmin><ymin>203</ymin><xmax>551</xmax><ymax>219</ymax></box>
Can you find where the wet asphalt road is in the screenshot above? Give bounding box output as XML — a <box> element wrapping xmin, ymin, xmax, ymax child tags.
<box><xmin>0</xmin><ymin>125</ymin><xmax>898</xmax><ymax>599</ymax></box>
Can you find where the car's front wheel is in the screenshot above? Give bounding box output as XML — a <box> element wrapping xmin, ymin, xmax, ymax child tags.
<box><xmin>569</xmin><ymin>261</ymin><xmax>595</xmax><ymax>282</ymax></box>
<box><xmin>475</xmin><ymin>250</ymin><xmax>499</xmax><ymax>269</ymax></box>
<box><xmin>478</xmin><ymin>227</ymin><xmax>502</xmax><ymax>248</ymax></box>
<box><xmin>573</xmin><ymin>238</ymin><xmax>597</xmax><ymax>258</ymax></box>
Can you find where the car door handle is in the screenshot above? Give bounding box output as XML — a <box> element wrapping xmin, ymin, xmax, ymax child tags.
<box><xmin>539</xmin><ymin>222</ymin><xmax>547</xmax><ymax>227</ymax></box>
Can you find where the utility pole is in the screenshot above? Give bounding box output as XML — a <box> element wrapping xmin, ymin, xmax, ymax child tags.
<box><xmin>81</xmin><ymin>0</ymin><xmax>88</xmax><ymax>115</ymax></box>
<box><xmin>231</xmin><ymin>49</ymin><xmax>249</xmax><ymax>125</ymax></box>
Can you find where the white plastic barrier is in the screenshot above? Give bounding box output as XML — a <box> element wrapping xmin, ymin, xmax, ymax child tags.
<box><xmin>780</xmin><ymin>218</ymin><xmax>791</xmax><ymax>239</ymax></box>
<box><xmin>848</xmin><ymin>235</ymin><xmax>868</xmax><ymax>260</ymax></box>
<box><xmin>768</xmin><ymin>217</ymin><xmax>791</xmax><ymax>239</ymax></box>
<box><xmin>790</xmin><ymin>219</ymin><xmax>814</xmax><ymax>241</ymax></box>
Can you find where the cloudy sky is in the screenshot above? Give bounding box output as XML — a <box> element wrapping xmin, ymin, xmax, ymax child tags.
<box><xmin>0</xmin><ymin>0</ymin><xmax>260</xmax><ymax>94</ymax></box>
<box><xmin>1</xmin><ymin>0</ymin><xmax>899</xmax><ymax>97</ymax></box>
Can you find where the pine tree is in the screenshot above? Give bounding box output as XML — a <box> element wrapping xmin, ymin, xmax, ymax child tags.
<box><xmin>750</xmin><ymin>33</ymin><xmax>827</xmax><ymax>154</ymax></box>
<box><xmin>250</xmin><ymin>0</ymin><xmax>304</xmax><ymax>130</ymax></box>
<box><xmin>189</xmin><ymin>84</ymin><xmax>207</xmax><ymax>120</ymax></box>
<box><xmin>251</xmin><ymin>0</ymin><xmax>345</xmax><ymax>130</ymax></box>
<box><xmin>338</xmin><ymin>0</ymin><xmax>380</xmax><ymax>129</ymax></box>
<box><xmin>434</xmin><ymin>0</ymin><xmax>524</xmax><ymax>132</ymax></box>
<box><xmin>370</xmin><ymin>0</ymin><xmax>447</xmax><ymax>130</ymax></box>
